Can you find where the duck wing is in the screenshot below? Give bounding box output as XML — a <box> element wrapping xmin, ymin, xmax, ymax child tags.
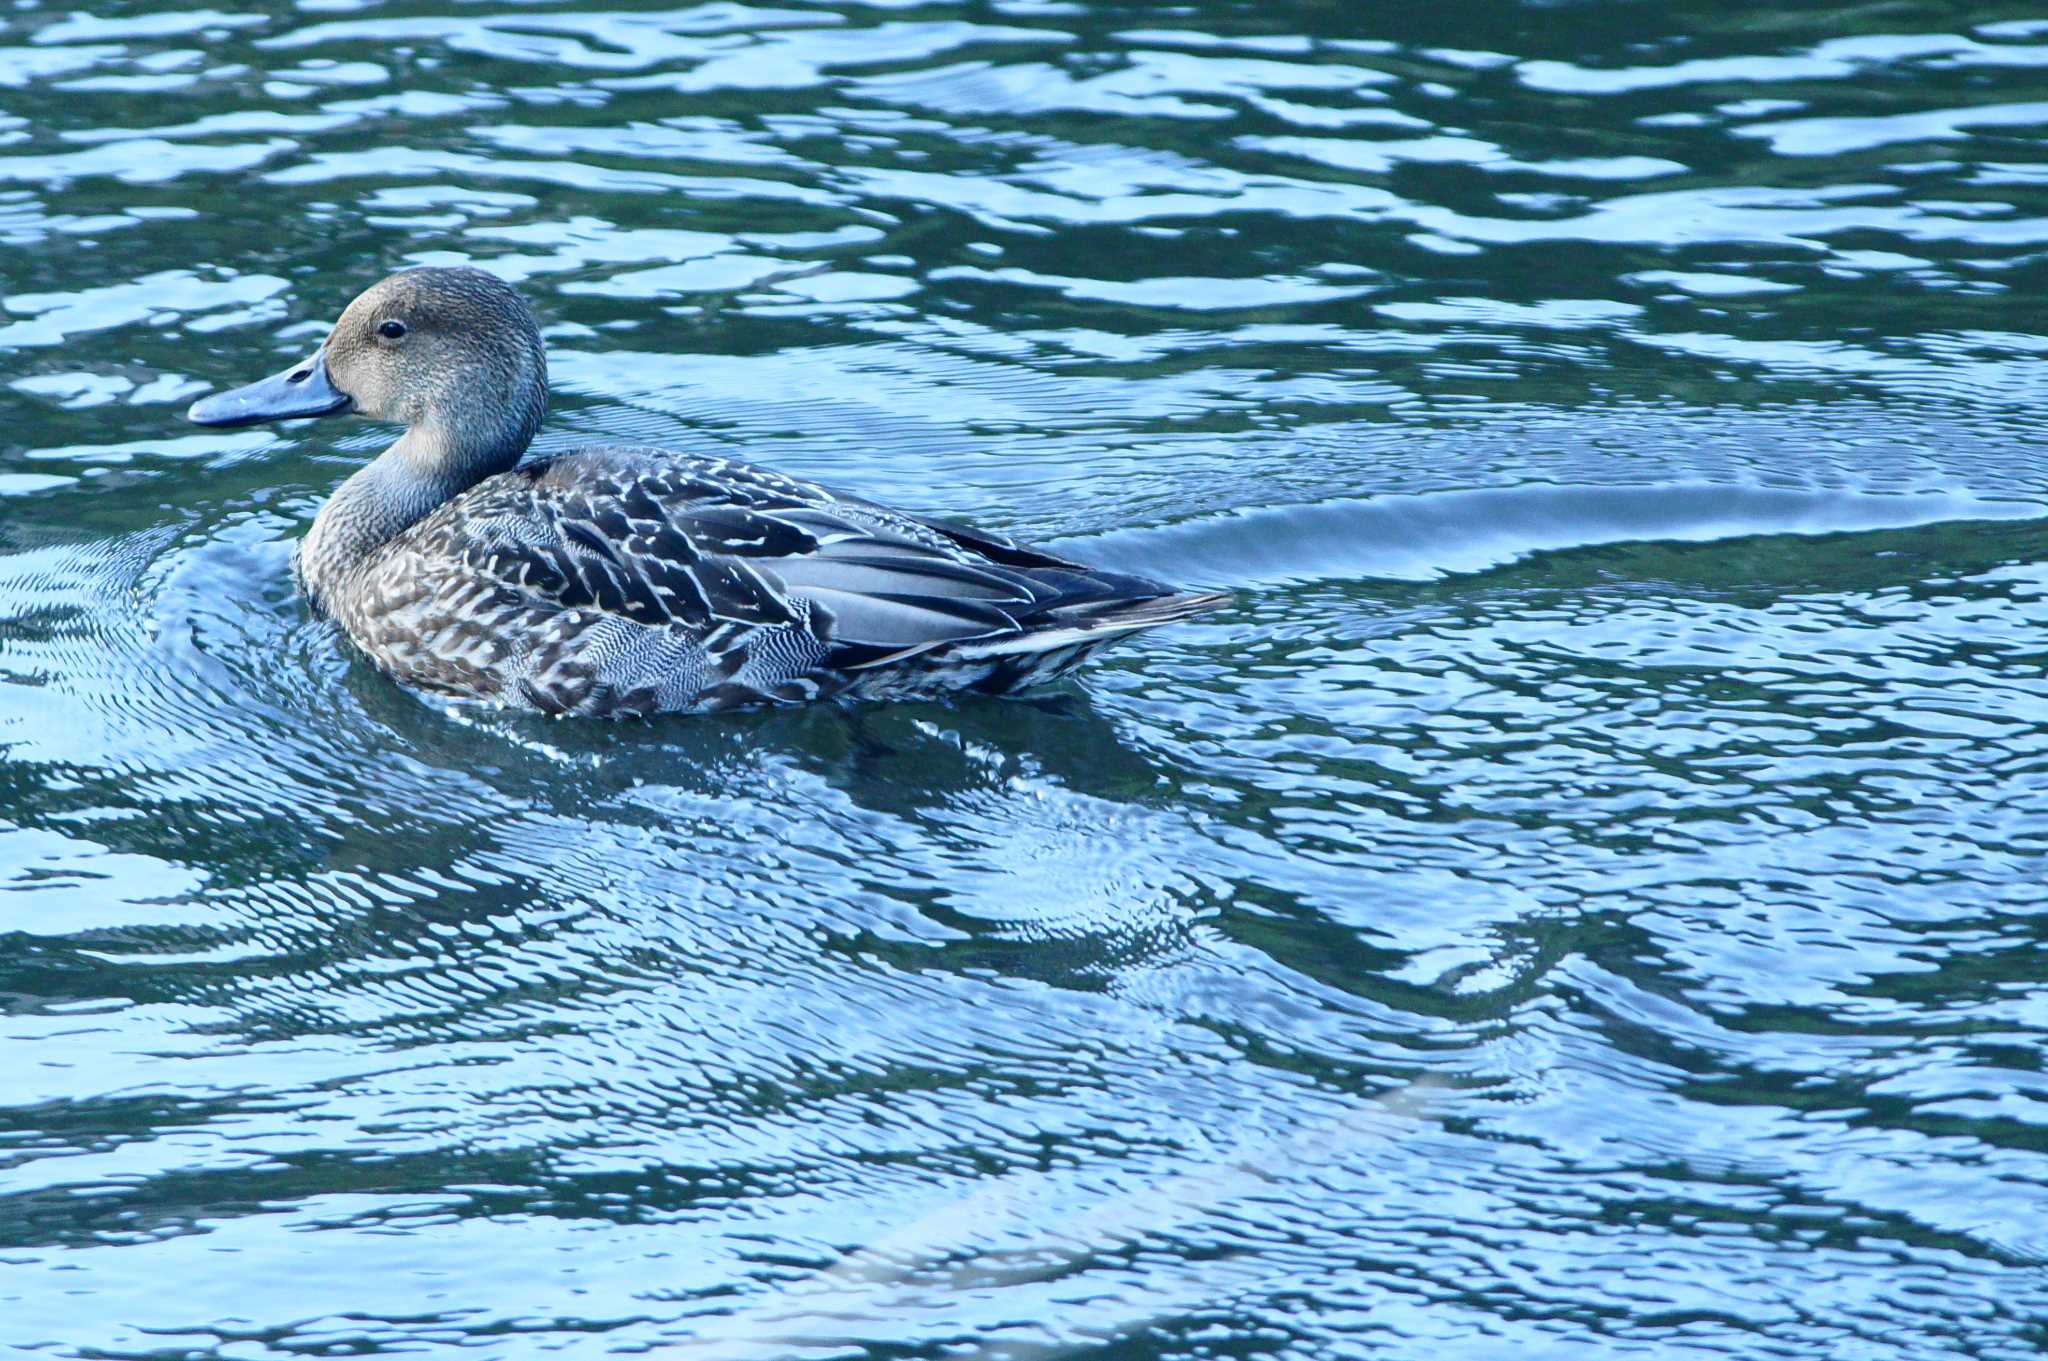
<box><xmin>440</xmin><ymin>447</ymin><xmax>1161</xmax><ymax>668</ymax></box>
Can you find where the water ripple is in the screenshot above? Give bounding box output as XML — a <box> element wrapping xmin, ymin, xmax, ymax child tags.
<box><xmin>2</xmin><ymin>2</ymin><xmax>2047</xmax><ymax>1358</ymax></box>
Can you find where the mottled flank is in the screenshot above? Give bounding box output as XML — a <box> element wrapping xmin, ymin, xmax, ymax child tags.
<box><xmin>195</xmin><ymin>268</ymin><xmax>1227</xmax><ymax>716</ymax></box>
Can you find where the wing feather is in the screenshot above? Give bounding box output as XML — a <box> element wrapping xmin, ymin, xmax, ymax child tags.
<box><xmin>765</xmin><ymin>552</ymin><xmax>1034</xmax><ymax>603</ymax></box>
<box><xmin>428</xmin><ymin>447</ymin><xmax>1161</xmax><ymax>665</ymax></box>
<box><xmin>800</xmin><ymin>587</ymin><xmax>1020</xmax><ymax>648</ymax></box>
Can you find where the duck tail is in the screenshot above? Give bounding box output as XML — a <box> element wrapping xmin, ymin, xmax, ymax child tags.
<box><xmin>1068</xmin><ymin>588</ymin><xmax>1235</xmax><ymax>634</ymax></box>
<box><xmin>960</xmin><ymin>589</ymin><xmax>1233</xmax><ymax>659</ymax></box>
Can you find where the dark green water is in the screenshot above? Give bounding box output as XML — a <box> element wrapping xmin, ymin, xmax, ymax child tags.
<box><xmin>3</xmin><ymin>2</ymin><xmax>2047</xmax><ymax>1357</ymax></box>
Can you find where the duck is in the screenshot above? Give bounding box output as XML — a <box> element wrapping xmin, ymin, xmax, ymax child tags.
<box><xmin>187</xmin><ymin>266</ymin><xmax>1227</xmax><ymax>717</ymax></box>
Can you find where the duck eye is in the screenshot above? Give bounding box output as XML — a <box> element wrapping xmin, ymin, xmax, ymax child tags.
<box><xmin>376</xmin><ymin>320</ymin><xmax>408</xmax><ymax>340</ymax></box>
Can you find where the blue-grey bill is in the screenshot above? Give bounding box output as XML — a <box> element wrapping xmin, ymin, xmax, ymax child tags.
<box><xmin>187</xmin><ymin>348</ymin><xmax>351</xmax><ymax>427</ymax></box>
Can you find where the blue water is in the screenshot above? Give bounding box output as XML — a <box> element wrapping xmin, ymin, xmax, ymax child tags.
<box><xmin>3</xmin><ymin>3</ymin><xmax>2047</xmax><ymax>1357</ymax></box>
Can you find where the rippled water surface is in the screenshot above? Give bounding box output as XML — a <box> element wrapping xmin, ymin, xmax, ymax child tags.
<box><xmin>4</xmin><ymin>1</ymin><xmax>2048</xmax><ymax>1356</ymax></box>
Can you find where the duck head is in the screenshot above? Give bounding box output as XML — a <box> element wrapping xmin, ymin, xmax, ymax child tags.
<box><xmin>188</xmin><ymin>266</ymin><xmax>549</xmax><ymax>476</ymax></box>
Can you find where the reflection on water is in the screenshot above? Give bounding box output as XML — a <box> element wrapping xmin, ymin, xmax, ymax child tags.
<box><xmin>3</xmin><ymin>2</ymin><xmax>2047</xmax><ymax>1358</ymax></box>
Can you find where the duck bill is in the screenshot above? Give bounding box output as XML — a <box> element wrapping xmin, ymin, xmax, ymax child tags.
<box><xmin>186</xmin><ymin>346</ymin><xmax>351</xmax><ymax>428</ymax></box>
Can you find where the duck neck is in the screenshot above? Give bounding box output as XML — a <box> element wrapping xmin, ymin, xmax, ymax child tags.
<box><xmin>297</xmin><ymin>417</ymin><xmax>531</xmax><ymax>610</ymax></box>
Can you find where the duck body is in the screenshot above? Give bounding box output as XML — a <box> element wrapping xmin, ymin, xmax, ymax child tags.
<box><xmin>193</xmin><ymin>268</ymin><xmax>1223</xmax><ymax>717</ymax></box>
<box><xmin>308</xmin><ymin>443</ymin><xmax>1221</xmax><ymax>717</ymax></box>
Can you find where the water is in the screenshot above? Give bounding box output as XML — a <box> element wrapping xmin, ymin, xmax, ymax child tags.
<box><xmin>3</xmin><ymin>1</ymin><xmax>2046</xmax><ymax>1356</ymax></box>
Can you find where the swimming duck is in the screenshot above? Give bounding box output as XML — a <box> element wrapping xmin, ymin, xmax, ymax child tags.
<box><xmin>187</xmin><ymin>267</ymin><xmax>1226</xmax><ymax>716</ymax></box>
